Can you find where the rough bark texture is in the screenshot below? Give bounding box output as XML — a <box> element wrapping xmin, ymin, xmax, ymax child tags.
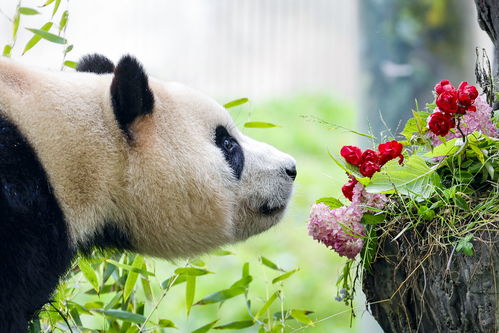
<box><xmin>475</xmin><ymin>0</ymin><xmax>499</xmax><ymax>83</ymax></box>
<box><xmin>363</xmin><ymin>229</ymin><xmax>498</xmax><ymax>333</ymax></box>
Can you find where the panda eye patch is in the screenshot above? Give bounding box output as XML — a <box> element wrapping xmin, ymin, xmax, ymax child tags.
<box><xmin>215</xmin><ymin>126</ymin><xmax>244</xmax><ymax>180</ymax></box>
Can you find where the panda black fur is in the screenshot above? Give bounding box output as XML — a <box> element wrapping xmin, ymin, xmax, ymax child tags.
<box><xmin>0</xmin><ymin>54</ymin><xmax>296</xmax><ymax>331</ymax></box>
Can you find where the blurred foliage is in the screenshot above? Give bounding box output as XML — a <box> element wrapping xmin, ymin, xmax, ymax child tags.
<box><xmin>2</xmin><ymin>1</ymin><xmax>364</xmax><ymax>332</ymax></box>
<box><xmin>359</xmin><ymin>0</ymin><xmax>474</xmax><ymax>137</ymax></box>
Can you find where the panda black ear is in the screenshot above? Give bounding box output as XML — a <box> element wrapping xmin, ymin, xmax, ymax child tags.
<box><xmin>77</xmin><ymin>53</ymin><xmax>115</xmax><ymax>74</ymax></box>
<box><xmin>110</xmin><ymin>55</ymin><xmax>154</xmax><ymax>138</ymax></box>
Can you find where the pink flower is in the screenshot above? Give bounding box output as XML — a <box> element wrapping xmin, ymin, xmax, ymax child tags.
<box><xmin>307</xmin><ymin>203</ymin><xmax>365</xmax><ymax>259</ymax></box>
<box><xmin>428</xmin><ymin>95</ymin><xmax>498</xmax><ymax>145</ymax></box>
<box><xmin>351</xmin><ymin>182</ymin><xmax>388</xmax><ymax>211</ymax></box>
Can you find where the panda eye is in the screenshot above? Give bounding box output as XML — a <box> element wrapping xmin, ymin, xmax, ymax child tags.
<box><xmin>223</xmin><ymin>138</ymin><xmax>235</xmax><ymax>152</ymax></box>
<box><xmin>214</xmin><ymin>125</ymin><xmax>245</xmax><ymax>180</ymax></box>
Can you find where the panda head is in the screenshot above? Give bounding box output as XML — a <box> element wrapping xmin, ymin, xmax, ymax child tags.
<box><xmin>75</xmin><ymin>54</ymin><xmax>296</xmax><ymax>258</ymax></box>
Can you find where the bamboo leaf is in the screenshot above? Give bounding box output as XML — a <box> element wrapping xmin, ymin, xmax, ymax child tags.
<box><xmin>175</xmin><ymin>267</ymin><xmax>212</xmax><ymax>276</ymax></box>
<box><xmin>58</xmin><ymin>10</ymin><xmax>68</xmax><ymax>33</ymax></box>
<box><xmin>244</xmin><ymin>122</ymin><xmax>279</xmax><ymax>128</ymax></box>
<box><xmin>290</xmin><ymin>310</ymin><xmax>315</xmax><ymax>327</ymax></box>
<box><xmin>2</xmin><ymin>45</ymin><xmax>12</xmax><ymax>57</ymax></box>
<box><xmin>211</xmin><ymin>249</ymin><xmax>234</xmax><ymax>256</ymax></box>
<box><xmin>192</xmin><ymin>320</ymin><xmax>219</xmax><ymax>333</ymax></box>
<box><xmin>13</xmin><ymin>12</ymin><xmax>20</xmax><ymax>40</ymax></box>
<box><xmin>78</xmin><ymin>258</ymin><xmax>99</xmax><ymax>293</ymax></box>
<box><xmin>186</xmin><ymin>276</ymin><xmax>196</xmax><ymax>316</ymax></box>
<box><xmin>214</xmin><ymin>320</ymin><xmax>254</xmax><ymax>329</ymax></box>
<box><xmin>26</xmin><ymin>27</ymin><xmax>67</xmax><ymax>44</ymax></box>
<box><xmin>195</xmin><ymin>287</ymin><xmax>246</xmax><ymax>305</ymax></box>
<box><xmin>224</xmin><ymin>98</ymin><xmax>248</xmax><ymax>109</ymax></box>
<box><xmin>52</xmin><ymin>0</ymin><xmax>61</xmax><ymax>17</ymax></box>
<box><xmin>63</xmin><ymin>60</ymin><xmax>77</xmax><ymax>69</ymax></box>
<box><xmin>272</xmin><ymin>269</ymin><xmax>299</xmax><ymax>284</ymax></box>
<box><xmin>158</xmin><ymin>319</ymin><xmax>177</xmax><ymax>328</ymax></box>
<box><xmin>254</xmin><ymin>291</ymin><xmax>280</xmax><ymax>321</ymax></box>
<box><xmin>101</xmin><ymin>309</ymin><xmax>146</xmax><ymax>324</ymax></box>
<box><xmin>41</xmin><ymin>0</ymin><xmax>56</xmax><ymax>6</ymax></box>
<box><xmin>123</xmin><ymin>255</ymin><xmax>144</xmax><ymax>301</ymax></box>
<box><xmin>259</xmin><ymin>257</ymin><xmax>283</xmax><ymax>271</ymax></box>
<box><xmin>23</xmin><ymin>22</ymin><xmax>53</xmax><ymax>54</ymax></box>
<box><xmin>19</xmin><ymin>7</ymin><xmax>40</xmax><ymax>15</ymax></box>
<box><xmin>105</xmin><ymin>259</ymin><xmax>154</xmax><ymax>276</ymax></box>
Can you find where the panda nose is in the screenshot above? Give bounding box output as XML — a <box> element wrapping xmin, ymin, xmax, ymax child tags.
<box><xmin>285</xmin><ymin>165</ymin><xmax>297</xmax><ymax>181</ymax></box>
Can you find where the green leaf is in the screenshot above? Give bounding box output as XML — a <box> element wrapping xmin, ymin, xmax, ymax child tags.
<box><xmin>259</xmin><ymin>257</ymin><xmax>283</xmax><ymax>271</ymax></box>
<box><xmin>59</xmin><ymin>10</ymin><xmax>68</xmax><ymax>33</ymax></box>
<box><xmin>13</xmin><ymin>12</ymin><xmax>20</xmax><ymax>40</ymax></box>
<box><xmin>42</xmin><ymin>0</ymin><xmax>56</xmax><ymax>6</ymax></box>
<box><xmin>453</xmin><ymin>194</ymin><xmax>469</xmax><ymax>211</ymax></box>
<box><xmin>26</xmin><ymin>27</ymin><xmax>67</xmax><ymax>44</ymax></box>
<box><xmin>159</xmin><ymin>319</ymin><xmax>177</xmax><ymax>328</ymax></box>
<box><xmin>123</xmin><ymin>255</ymin><xmax>144</xmax><ymax>301</ymax></box>
<box><xmin>244</xmin><ymin>122</ymin><xmax>279</xmax><ymax>128</ymax></box>
<box><xmin>400</xmin><ymin>111</ymin><xmax>429</xmax><ymax>140</ymax></box>
<box><xmin>290</xmin><ymin>310</ymin><xmax>315</xmax><ymax>327</ymax></box>
<box><xmin>19</xmin><ymin>7</ymin><xmax>40</xmax><ymax>15</ymax></box>
<box><xmin>254</xmin><ymin>291</ymin><xmax>280</xmax><ymax>321</ymax></box>
<box><xmin>189</xmin><ymin>258</ymin><xmax>206</xmax><ymax>267</ymax></box>
<box><xmin>52</xmin><ymin>0</ymin><xmax>61</xmax><ymax>17</ymax></box>
<box><xmin>316</xmin><ymin>197</ymin><xmax>343</xmax><ymax>209</ymax></box>
<box><xmin>78</xmin><ymin>258</ymin><xmax>99</xmax><ymax>293</ymax></box>
<box><xmin>22</xmin><ymin>22</ymin><xmax>53</xmax><ymax>54</ymax></box>
<box><xmin>425</xmin><ymin>138</ymin><xmax>460</xmax><ymax>158</ymax></box>
<box><xmin>64</xmin><ymin>60</ymin><xmax>77</xmax><ymax>69</ymax></box>
<box><xmin>242</xmin><ymin>262</ymin><xmax>250</xmax><ymax>277</ymax></box>
<box><xmin>161</xmin><ymin>274</ymin><xmax>186</xmax><ymax>289</ymax></box>
<box><xmin>141</xmin><ymin>276</ymin><xmax>153</xmax><ymax>302</ymax></box>
<box><xmin>101</xmin><ymin>309</ymin><xmax>146</xmax><ymax>324</ymax></box>
<box><xmin>224</xmin><ymin>98</ymin><xmax>248</xmax><ymax>109</ymax></box>
<box><xmin>230</xmin><ymin>275</ymin><xmax>253</xmax><ymax>289</ymax></box>
<box><xmin>469</xmin><ymin>144</ymin><xmax>485</xmax><ymax>164</ymax></box>
<box><xmin>272</xmin><ymin>268</ymin><xmax>299</xmax><ymax>284</ymax></box>
<box><xmin>214</xmin><ymin>320</ymin><xmax>254</xmax><ymax>329</ymax></box>
<box><xmin>360</xmin><ymin>225</ymin><xmax>378</xmax><ymax>272</ymax></box>
<box><xmin>175</xmin><ymin>267</ymin><xmax>212</xmax><ymax>276</ymax></box>
<box><xmin>105</xmin><ymin>259</ymin><xmax>154</xmax><ymax>276</ymax></box>
<box><xmin>360</xmin><ymin>213</ymin><xmax>385</xmax><ymax>225</ymax></box>
<box><xmin>192</xmin><ymin>320</ymin><xmax>219</xmax><ymax>333</ymax></box>
<box><xmin>366</xmin><ymin>155</ymin><xmax>440</xmax><ymax>199</ymax></box>
<box><xmin>186</xmin><ymin>275</ymin><xmax>196</xmax><ymax>316</ymax></box>
<box><xmin>211</xmin><ymin>249</ymin><xmax>234</xmax><ymax>256</ymax></box>
<box><xmin>2</xmin><ymin>45</ymin><xmax>12</xmax><ymax>57</ymax></box>
<box><xmin>195</xmin><ymin>287</ymin><xmax>246</xmax><ymax>305</ymax></box>
<box><xmin>328</xmin><ymin>152</ymin><xmax>364</xmax><ymax>180</ymax></box>
<box><xmin>64</xmin><ymin>44</ymin><xmax>73</xmax><ymax>53</ymax></box>
<box><xmin>456</xmin><ymin>234</ymin><xmax>474</xmax><ymax>256</ymax></box>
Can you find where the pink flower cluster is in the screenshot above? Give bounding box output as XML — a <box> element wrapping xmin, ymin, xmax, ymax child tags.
<box><xmin>308</xmin><ymin>183</ymin><xmax>387</xmax><ymax>259</ymax></box>
<box><xmin>428</xmin><ymin>95</ymin><xmax>498</xmax><ymax>145</ymax></box>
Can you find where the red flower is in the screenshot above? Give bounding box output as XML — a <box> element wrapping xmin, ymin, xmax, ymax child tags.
<box><xmin>360</xmin><ymin>149</ymin><xmax>379</xmax><ymax>164</ymax></box>
<box><xmin>436</xmin><ymin>90</ymin><xmax>459</xmax><ymax>113</ymax></box>
<box><xmin>378</xmin><ymin>140</ymin><xmax>404</xmax><ymax>165</ymax></box>
<box><xmin>341</xmin><ymin>146</ymin><xmax>362</xmax><ymax>166</ymax></box>
<box><xmin>359</xmin><ymin>161</ymin><xmax>381</xmax><ymax>178</ymax></box>
<box><xmin>427</xmin><ymin>111</ymin><xmax>455</xmax><ymax>137</ymax></box>
<box><xmin>341</xmin><ymin>179</ymin><xmax>358</xmax><ymax>201</ymax></box>
<box><xmin>457</xmin><ymin>81</ymin><xmax>478</xmax><ymax>111</ymax></box>
<box><xmin>434</xmin><ymin>80</ymin><xmax>454</xmax><ymax>95</ymax></box>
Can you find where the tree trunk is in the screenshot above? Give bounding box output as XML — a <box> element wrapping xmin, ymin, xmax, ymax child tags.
<box><xmin>362</xmin><ymin>5</ymin><xmax>499</xmax><ymax>331</ymax></box>
<box><xmin>363</xmin><ymin>229</ymin><xmax>498</xmax><ymax>333</ymax></box>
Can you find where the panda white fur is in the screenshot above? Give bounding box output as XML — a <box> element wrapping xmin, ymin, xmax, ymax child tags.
<box><xmin>0</xmin><ymin>54</ymin><xmax>296</xmax><ymax>331</ymax></box>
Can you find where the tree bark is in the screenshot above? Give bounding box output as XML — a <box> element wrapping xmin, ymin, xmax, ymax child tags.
<box><xmin>475</xmin><ymin>0</ymin><xmax>499</xmax><ymax>83</ymax></box>
<box><xmin>363</xmin><ymin>229</ymin><xmax>498</xmax><ymax>333</ymax></box>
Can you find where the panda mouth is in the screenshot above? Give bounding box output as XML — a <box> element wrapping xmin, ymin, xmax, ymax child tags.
<box><xmin>260</xmin><ymin>203</ymin><xmax>285</xmax><ymax>216</ymax></box>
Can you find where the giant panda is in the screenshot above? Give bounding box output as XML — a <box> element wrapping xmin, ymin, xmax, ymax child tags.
<box><xmin>0</xmin><ymin>54</ymin><xmax>296</xmax><ymax>332</ymax></box>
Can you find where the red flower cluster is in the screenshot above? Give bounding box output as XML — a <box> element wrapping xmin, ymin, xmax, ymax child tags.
<box><xmin>428</xmin><ymin>80</ymin><xmax>479</xmax><ymax>136</ymax></box>
<box><xmin>340</xmin><ymin>141</ymin><xmax>403</xmax><ymax>200</ymax></box>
